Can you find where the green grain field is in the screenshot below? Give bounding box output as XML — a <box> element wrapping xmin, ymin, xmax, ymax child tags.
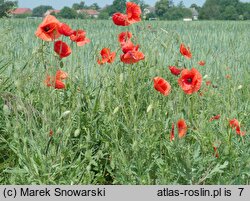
<box><xmin>0</xmin><ymin>19</ymin><xmax>249</xmax><ymax>184</ymax></box>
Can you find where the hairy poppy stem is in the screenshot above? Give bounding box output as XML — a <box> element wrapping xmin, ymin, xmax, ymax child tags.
<box><xmin>228</xmin><ymin>128</ymin><xmax>232</xmax><ymax>151</ymax></box>
<box><xmin>45</xmin><ymin>137</ymin><xmax>53</xmax><ymax>156</ymax></box>
<box><xmin>41</xmin><ymin>41</ymin><xmax>47</xmax><ymax>69</ymax></box>
<box><xmin>188</xmin><ymin>95</ymin><xmax>194</xmax><ymax>124</ymax></box>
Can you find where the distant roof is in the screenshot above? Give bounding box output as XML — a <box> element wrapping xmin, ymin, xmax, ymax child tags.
<box><xmin>77</xmin><ymin>9</ymin><xmax>100</xmax><ymax>15</ymax></box>
<box><xmin>11</xmin><ymin>8</ymin><xmax>32</xmax><ymax>15</ymax></box>
<box><xmin>48</xmin><ymin>10</ymin><xmax>61</xmax><ymax>14</ymax></box>
<box><xmin>144</xmin><ymin>6</ymin><xmax>155</xmax><ymax>13</ymax></box>
<box><xmin>44</xmin><ymin>10</ymin><xmax>61</xmax><ymax>16</ymax></box>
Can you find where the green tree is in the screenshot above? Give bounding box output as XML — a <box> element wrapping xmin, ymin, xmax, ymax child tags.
<box><xmin>169</xmin><ymin>0</ymin><xmax>174</xmax><ymax>7</ymax></box>
<box><xmin>99</xmin><ymin>5</ymin><xmax>112</xmax><ymax>17</ymax></box>
<box><xmin>155</xmin><ymin>0</ymin><xmax>170</xmax><ymax>18</ymax></box>
<box><xmin>145</xmin><ymin>12</ymin><xmax>157</xmax><ymax>20</ymax></box>
<box><xmin>72</xmin><ymin>1</ymin><xmax>85</xmax><ymax>10</ymax></box>
<box><xmin>177</xmin><ymin>1</ymin><xmax>185</xmax><ymax>8</ymax></box>
<box><xmin>218</xmin><ymin>0</ymin><xmax>239</xmax><ymax>7</ymax></box>
<box><xmin>236</xmin><ymin>2</ymin><xmax>250</xmax><ymax>20</ymax></box>
<box><xmin>77</xmin><ymin>12</ymin><xmax>87</xmax><ymax>19</ymax></box>
<box><xmin>241</xmin><ymin>2</ymin><xmax>250</xmax><ymax>20</ymax></box>
<box><xmin>14</xmin><ymin>13</ymin><xmax>32</xmax><ymax>18</ymax></box>
<box><xmin>58</xmin><ymin>7</ymin><xmax>77</xmax><ymax>19</ymax></box>
<box><xmin>199</xmin><ymin>0</ymin><xmax>220</xmax><ymax>20</ymax></box>
<box><xmin>98</xmin><ymin>11</ymin><xmax>109</xmax><ymax>19</ymax></box>
<box><xmin>164</xmin><ymin>7</ymin><xmax>192</xmax><ymax>20</ymax></box>
<box><xmin>221</xmin><ymin>5</ymin><xmax>238</xmax><ymax>20</ymax></box>
<box><xmin>0</xmin><ymin>0</ymin><xmax>17</xmax><ymax>18</ymax></box>
<box><xmin>199</xmin><ymin>0</ymin><xmax>248</xmax><ymax>20</ymax></box>
<box><xmin>32</xmin><ymin>5</ymin><xmax>53</xmax><ymax>17</ymax></box>
<box><xmin>89</xmin><ymin>3</ymin><xmax>100</xmax><ymax>10</ymax></box>
<box><xmin>190</xmin><ymin>3</ymin><xmax>201</xmax><ymax>12</ymax></box>
<box><xmin>110</xmin><ymin>0</ymin><xmax>126</xmax><ymax>14</ymax></box>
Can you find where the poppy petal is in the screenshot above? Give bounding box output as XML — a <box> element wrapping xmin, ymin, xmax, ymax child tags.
<box><xmin>126</xmin><ymin>2</ymin><xmax>141</xmax><ymax>24</ymax></box>
<box><xmin>58</xmin><ymin>23</ymin><xmax>74</xmax><ymax>36</ymax></box>
<box><xmin>177</xmin><ymin>119</ymin><xmax>187</xmax><ymax>138</ymax></box>
<box><xmin>120</xmin><ymin>50</ymin><xmax>144</xmax><ymax>64</ymax></box>
<box><xmin>153</xmin><ymin>77</ymin><xmax>171</xmax><ymax>96</ymax></box>
<box><xmin>112</xmin><ymin>13</ymin><xmax>130</xmax><ymax>26</ymax></box>
<box><xmin>169</xmin><ymin>66</ymin><xmax>183</xmax><ymax>76</ymax></box>
<box><xmin>35</xmin><ymin>15</ymin><xmax>61</xmax><ymax>41</ymax></box>
<box><xmin>178</xmin><ymin>68</ymin><xmax>202</xmax><ymax>94</ymax></box>
<box><xmin>180</xmin><ymin>43</ymin><xmax>192</xmax><ymax>59</ymax></box>
<box><xmin>54</xmin><ymin>41</ymin><xmax>72</xmax><ymax>58</ymax></box>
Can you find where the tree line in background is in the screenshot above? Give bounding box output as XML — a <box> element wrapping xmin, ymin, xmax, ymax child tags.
<box><xmin>0</xmin><ymin>0</ymin><xmax>17</xmax><ymax>17</ymax></box>
<box><xmin>0</xmin><ymin>0</ymin><xmax>249</xmax><ymax>20</ymax></box>
<box><xmin>199</xmin><ymin>0</ymin><xmax>250</xmax><ymax>20</ymax></box>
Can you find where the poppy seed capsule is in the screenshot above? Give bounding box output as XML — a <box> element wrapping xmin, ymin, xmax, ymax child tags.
<box><xmin>113</xmin><ymin>107</ymin><xmax>120</xmax><ymax>114</ymax></box>
<box><xmin>56</xmin><ymin>127</ymin><xmax>62</xmax><ymax>135</ymax></box>
<box><xmin>74</xmin><ymin>129</ymin><xmax>81</xmax><ymax>137</ymax></box>
<box><xmin>14</xmin><ymin>80</ymin><xmax>22</xmax><ymax>89</ymax></box>
<box><xmin>3</xmin><ymin>105</ymin><xmax>11</xmax><ymax>116</ymax></box>
<box><xmin>203</xmin><ymin>74</ymin><xmax>208</xmax><ymax>79</ymax></box>
<box><xmin>237</xmin><ymin>85</ymin><xmax>243</xmax><ymax>90</ymax></box>
<box><xmin>147</xmin><ymin>104</ymin><xmax>153</xmax><ymax>113</ymax></box>
<box><xmin>61</xmin><ymin>110</ymin><xmax>71</xmax><ymax>118</ymax></box>
<box><xmin>119</xmin><ymin>73</ymin><xmax>124</xmax><ymax>83</ymax></box>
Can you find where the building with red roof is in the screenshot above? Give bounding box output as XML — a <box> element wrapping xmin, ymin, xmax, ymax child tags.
<box><xmin>44</xmin><ymin>10</ymin><xmax>61</xmax><ymax>17</ymax></box>
<box><xmin>11</xmin><ymin>8</ymin><xmax>32</xmax><ymax>15</ymax></box>
<box><xmin>77</xmin><ymin>9</ymin><xmax>100</xmax><ymax>18</ymax></box>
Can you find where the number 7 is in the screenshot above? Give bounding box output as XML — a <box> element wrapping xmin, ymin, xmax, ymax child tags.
<box><xmin>238</xmin><ymin>188</ymin><xmax>244</xmax><ymax>196</ymax></box>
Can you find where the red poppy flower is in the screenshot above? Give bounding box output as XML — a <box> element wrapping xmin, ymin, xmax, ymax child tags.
<box><xmin>121</xmin><ymin>40</ymin><xmax>139</xmax><ymax>54</ymax></box>
<box><xmin>170</xmin><ymin>123</ymin><xmax>175</xmax><ymax>142</ymax></box>
<box><xmin>168</xmin><ymin>66</ymin><xmax>183</xmax><ymax>76</ymax></box>
<box><xmin>54</xmin><ymin>41</ymin><xmax>71</xmax><ymax>58</ymax></box>
<box><xmin>112</xmin><ymin>13</ymin><xmax>130</xmax><ymax>26</ymax></box>
<box><xmin>112</xmin><ymin>2</ymin><xmax>141</xmax><ymax>26</ymax></box>
<box><xmin>35</xmin><ymin>15</ymin><xmax>61</xmax><ymax>41</ymax></box>
<box><xmin>118</xmin><ymin>32</ymin><xmax>139</xmax><ymax>54</ymax></box>
<box><xmin>209</xmin><ymin>114</ymin><xmax>221</xmax><ymax>122</ymax></box>
<box><xmin>45</xmin><ymin>76</ymin><xmax>65</xmax><ymax>89</ymax></box>
<box><xmin>180</xmin><ymin>43</ymin><xmax>192</xmax><ymax>59</ymax></box>
<box><xmin>45</xmin><ymin>70</ymin><xmax>68</xmax><ymax>89</ymax></box>
<box><xmin>177</xmin><ymin>119</ymin><xmax>187</xmax><ymax>138</ymax></box>
<box><xmin>153</xmin><ymin>77</ymin><xmax>171</xmax><ymax>96</ymax></box>
<box><xmin>126</xmin><ymin>2</ymin><xmax>141</xmax><ymax>24</ymax></box>
<box><xmin>229</xmin><ymin>119</ymin><xmax>240</xmax><ymax>129</ymax></box>
<box><xmin>178</xmin><ymin>68</ymin><xmax>202</xmax><ymax>94</ymax></box>
<box><xmin>97</xmin><ymin>48</ymin><xmax>116</xmax><ymax>65</ymax></box>
<box><xmin>56</xmin><ymin>70</ymin><xmax>68</xmax><ymax>80</ymax></box>
<box><xmin>70</xmin><ymin>30</ymin><xmax>90</xmax><ymax>46</ymax></box>
<box><xmin>58</xmin><ymin>23</ymin><xmax>74</xmax><ymax>36</ymax></box>
<box><xmin>229</xmin><ymin>119</ymin><xmax>246</xmax><ymax>136</ymax></box>
<box><xmin>198</xmin><ymin>60</ymin><xmax>205</xmax><ymax>66</ymax></box>
<box><xmin>120</xmin><ymin>50</ymin><xmax>145</xmax><ymax>64</ymax></box>
<box><xmin>118</xmin><ymin>31</ymin><xmax>132</xmax><ymax>43</ymax></box>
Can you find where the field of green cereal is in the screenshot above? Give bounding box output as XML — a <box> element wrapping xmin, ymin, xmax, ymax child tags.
<box><xmin>0</xmin><ymin>19</ymin><xmax>249</xmax><ymax>184</ymax></box>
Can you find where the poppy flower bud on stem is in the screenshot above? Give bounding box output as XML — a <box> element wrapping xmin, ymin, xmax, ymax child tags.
<box><xmin>3</xmin><ymin>105</ymin><xmax>11</xmax><ymax>116</ymax></box>
<box><xmin>113</xmin><ymin>106</ymin><xmax>120</xmax><ymax>114</ymax></box>
<box><xmin>61</xmin><ymin>110</ymin><xmax>71</xmax><ymax>119</ymax></box>
<box><xmin>74</xmin><ymin>129</ymin><xmax>81</xmax><ymax>137</ymax></box>
<box><xmin>146</xmin><ymin>104</ymin><xmax>153</xmax><ymax>113</ymax></box>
